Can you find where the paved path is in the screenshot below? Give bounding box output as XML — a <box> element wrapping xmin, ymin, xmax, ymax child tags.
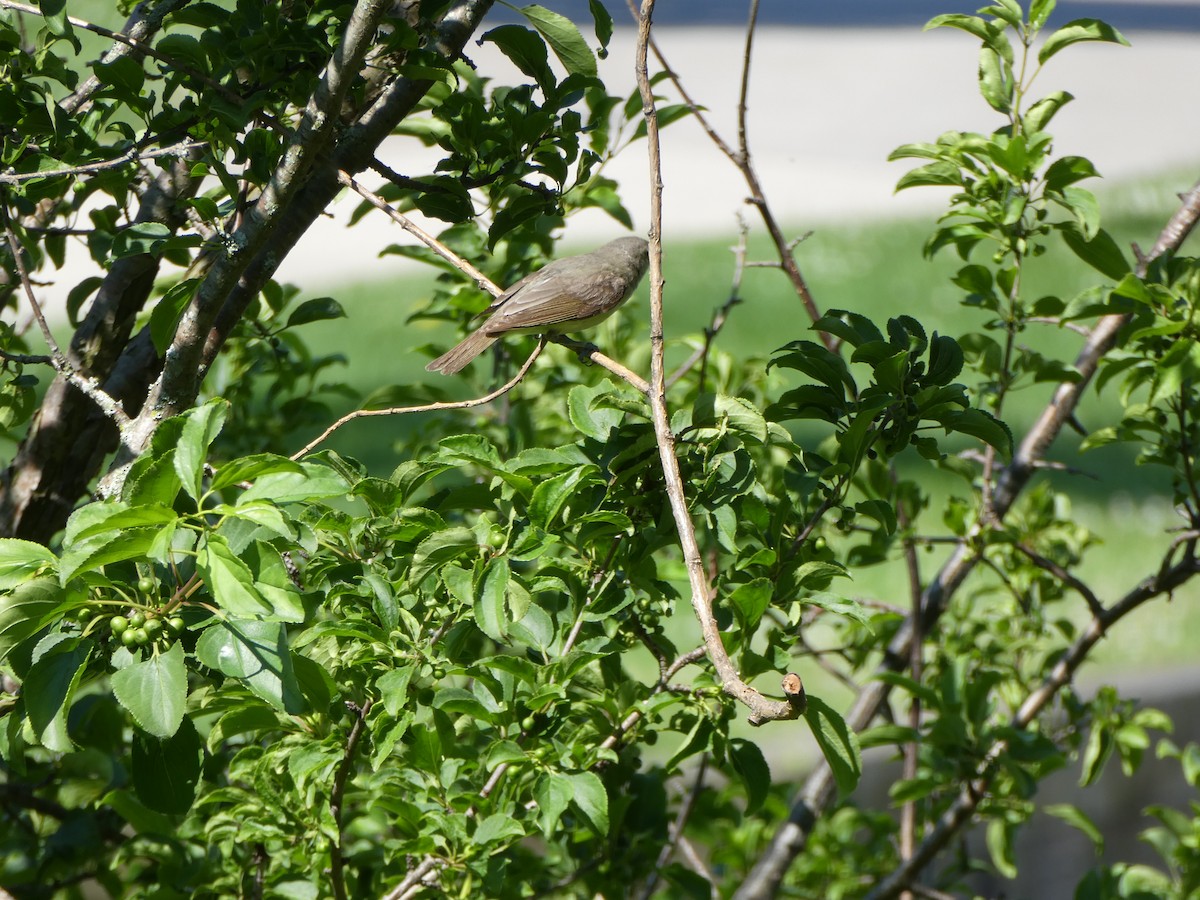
<box><xmin>35</xmin><ymin>26</ymin><xmax>1200</xmax><ymax>307</ymax></box>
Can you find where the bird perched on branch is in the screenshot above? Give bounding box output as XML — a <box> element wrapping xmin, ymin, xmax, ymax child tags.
<box><xmin>426</xmin><ymin>236</ymin><xmax>650</xmax><ymax>375</ymax></box>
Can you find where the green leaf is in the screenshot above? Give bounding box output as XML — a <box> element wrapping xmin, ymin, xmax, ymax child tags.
<box><xmin>24</xmin><ymin>640</ymin><xmax>90</xmax><ymax>752</ymax></box>
<box><xmin>1038</xmin><ymin>18</ymin><xmax>1129</xmax><ymax>65</ymax></box>
<box><xmin>474</xmin><ymin>557</ymin><xmax>511</xmax><ymax>642</ymax></box>
<box><xmin>925</xmin><ymin>13</ymin><xmax>994</xmax><ymax>42</ymax></box>
<box><xmin>534</xmin><ymin>773</ymin><xmax>573</xmax><ymax>837</ymax></box>
<box><xmin>480</xmin><ymin>25</ymin><xmax>554</xmax><ymax>92</ymax></box>
<box><xmin>411</xmin><ymin>527</ymin><xmax>477</xmax><ymax>585</ymax></box>
<box><xmin>0</xmin><ymin>577</ymin><xmax>62</xmax><ymax>667</ymax></box>
<box><xmin>285</xmin><ymin>297</ymin><xmax>346</xmax><ymax>329</ymax></box>
<box><xmin>1029</xmin><ymin>0</ymin><xmax>1056</xmax><ymax>29</ymax></box>
<box><xmin>588</xmin><ymin>0</ymin><xmax>613</xmax><ymax>50</ymax></box>
<box><xmin>692</xmin><ymin>394</ymin><xmax>769</xmax><ymax>443</ymax></box>
<box><xmin>894</xmin><ymin>161</ymin><xmax>963</xmax><ymax>192</ymax></box>
<box><xmin>804</xmin><ymin>592</ymin><xmax>871</xmax><ymax>626</ymax></box>
<box><xmin>195</xmin><ymin>618</ymin><xmax>302</xmax><ymax>713</ymax></box>
<box><xmin>937</xmin><ymin>408</ymin><xmax>1014</xmax><ymax>457</ymax></box>
<box><xmin>174</xmin><ymin>399</ymin><xmax>228</xmax><ymax>501</ymax></box>
<box><xmin>131</xmin><ymin>716</ymin><xmax>202</xmax><ymax>815</ymax></box>
<box><xmin>150</xmin><ymin>279</ymin><xmax>200</xmax><ymax>355</ymax></box>
<box><xmin>729</xmin><ymin>738</ymin><xmax>771</xmax><ymax>814</ymax></box>
<box><xmin>197</xmin><ymin>534</ymin><xmax>273</xmax><ymax>618</ymax></box>
<box><xmin>804</xmin><ymin>694</ymin><xmax>862</xmax><ymax>796</ymax></box>
<box><xmin>568</xmin><ymin>380</ymin><xmax>624</xmax><ymax>439</ymax></box>
<box><xmin>111</xmin><ymin>221</ymin><xmax>172</xmax><ymax>258</ymax></box>
<box><xmin>1023</xmin><ymin>90</ymin><xmax>1073</xmax><ymax>132</ymax></box>
<box><xmin>986</xmin><ymin>818</ymin><xmax>1018</xmax><ymax>878</ymax></box>
<box><xmin>528</xmin><ymin>466</ymin><xmax>599</xmax><ymax>529</ymax></box>
<box><xmin>1046</xmin><ymin>803</ymin><xmax>1104</xmax><ymax>854</ymax></box>
<box><xmin>213</xmin><ymin>453</ymin><xmax>306</xmax><ymax>492</ymax></box>
<box><xmin>94</xmin><ymin>55</ymin><xmax>145</xmax><ymax>95</ymax></box>
<box><xmin>473</xmin><ymin>812</ymin><xmax>526</xmax><ymax>849</ymax></box>
<box><xmin>515</xmin><ymin>4</ymin><xmax>597</xmax><ymax>77</ymax></box>
<box><xmin>1044</xmin><ymin>155</ymin><xmax>1099</xmax><ymax>194</ymax></box>
<box><xmin>0</xmin><ymin>539</ymin><xmax>57</xmax><ymax>590</ymax></box>
<box><xmin>978</xmin><ymin>45</ymin><xmax>1011</xmax><ymax>113</ymax></box>
<box><xmin>111</xmin><ymin>642</ymin><xmax>188</xmax><ymax>738</ymax></box>
<box><xmin>36</xmin><ymin>0</ymin><xmax>74</xmax><ymax>41</ymax></box>
<box><xmin>238</xmin><ymin>462</ymin><xmax>350</xmax><ymax>502</ymax></box>
<box><xmin>729</xmin><ymin>578</ymin><xmax>772</xmax><ymax>633</ymax></box>
<box><xmin>1060</xmin><ymin>224</ymin><xmax>1131</xmax><ymax>280</ymax></box>
<box><xmin>566</xmin><ymin>770</ymin><xmax>609</xmax><ymax>836</ymax></box>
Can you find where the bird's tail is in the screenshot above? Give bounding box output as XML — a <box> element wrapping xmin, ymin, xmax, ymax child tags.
<box><xmin>425</xmin><ymin>329</ymin><xmax>499</xmax><ymax>374</ymax></box>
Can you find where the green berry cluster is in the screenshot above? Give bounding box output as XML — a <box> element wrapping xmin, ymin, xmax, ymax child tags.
<box><xmin>109</xmin><ymin>610</ymin><xmax>187</xmax><ymax>649</ymax></box>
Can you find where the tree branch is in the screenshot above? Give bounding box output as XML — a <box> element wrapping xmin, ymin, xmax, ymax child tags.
<box><xmin>330</xmin><ymin>698</ymin><xmax>373</xmax><ymax>900</ymax></box>
<box><xmin>623</xmin><ymin>0</ymin><xmax>828</xmax><ymax>347</ymax></box>
<box><xmin>635</xmin><ymin>0</ymin><xmax>801</xmax><ymax>727</ymax></box>
<box><xmin>1</xmin><ymin>201</ymin><xmax>130</xmax><ymax>430</ymax></box>
<box><xmin>289</xmin><ymin>338</ymin><xmax>546</xmax><ymax>459</ymax></box>
<box><xmin>735</xmin><ymin>177</ymin><xmax>1200</xmax><ymax>898</ymax></box>
<box><xmin>865</xmin><ymin>546</ymin><xmax>1200</xmax><ymax>900</ymax></box>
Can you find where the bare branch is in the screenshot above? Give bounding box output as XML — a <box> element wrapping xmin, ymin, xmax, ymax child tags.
<box><xmin>666</xmin><ymin>223</ymin><xmax>748</xmax><ymax>390</ymax></box>
<box><xmin>635</xmin><ymin>0</ymin><xmax>801</xmax><ymax>727</ymax></box>
<box><xmin>637</xmin><ymin>756</ymin><xmax>712</xmax><ymax>900</ymax></box>
<box><xmin>1</xmin><ymin>201</ymin><xmax>130</xmax><ymax>429</ymax></box>
<box><xmin>338</xmin><ymin>170</ymin><xmax>495</xmax><ymax>294</ymax></box>
<box><xmin>1014</xmin><ymin>542</ymin><xmax>1105</xmax><ymax>616</ymax></box>
<box><xmin>330</xmin><ymin>698</ymin><xmax>373</xmax><ymax>900</ymax></box>
<box><xmin>624</xmin><ymin>0</ymin><xmax>828</xmax><ymax>346</ymax></box>
<box><xmin>290</xmin><ymin>338</ymin><xmax>546</xmax><ymax>459</ymax></box>
<box><xmin>0</xmin><ymin>141</ymin><xmax>207</xmax><ymax>186</ymax></box>
<box><xmin>122</xmin><ymin>0</ymin><xmax>396</xmax><ymax>470</ymax></box>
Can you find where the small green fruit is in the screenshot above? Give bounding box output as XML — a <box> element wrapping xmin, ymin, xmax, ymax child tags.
<box><xmin>120</xmin><ymin>628</ymin><xmax>139</xmax><ymax>647</ymax></box>
<box><xmin>167</xmin><ymin>616</ymin><xmax>186</xmax><ymax>636</ymax></box>
<box><xmin>129</xmin><ymin>612</ymin><xmax>146</xmax><ymax>629</ymax></box>
<box><xmin>137</xmin><ymin>576</ymin><xmax>156</xmax><ymax>595</ymax></box>
<box><xmin>144</xmin><ymin>618</ymin><xmax>165</xmax><ymax>639</ymax></box>
<box><xmin>110</xmin><ymin>615</ymin><xmax>130</xmax><ymax>635</ymax></box>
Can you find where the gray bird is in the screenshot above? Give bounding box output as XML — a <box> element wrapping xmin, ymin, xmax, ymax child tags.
<box><xmin>426</xmin><ymin>237</ymin><xmax>650</xmax><ymax>375</ymax></box>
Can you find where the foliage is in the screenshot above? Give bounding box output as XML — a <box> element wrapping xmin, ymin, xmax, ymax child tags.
<box><xmin>1</xmin><ymin>1</ymin><xmax>1200</xmax><ymax>899</ymax></box>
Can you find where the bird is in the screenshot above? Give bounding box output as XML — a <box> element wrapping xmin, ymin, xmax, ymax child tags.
<box><xmin>425</xmin><ymin>236</ymin><xmax>650</xmax><ymax>375</ymax></box>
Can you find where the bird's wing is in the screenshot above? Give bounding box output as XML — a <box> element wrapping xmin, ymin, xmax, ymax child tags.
<box><xmin>483</xmin><ymin>269</ymin><xmax>629</xmax><ymax>334</ymax></box>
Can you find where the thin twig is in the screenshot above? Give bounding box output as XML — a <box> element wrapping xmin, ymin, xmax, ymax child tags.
<box><xmin>381</xmin><ymin>857</ymin><xmax>443</xmax><ymax>900</ymax></box>
<box><xmin>637</xmin><ymin>756</ymin><xmax>712</xmax><ymax>900</ymax></box>
<box><xmin>1</xmin><ymin>200</ymin><xmax>130</xmax><ymax>428</ymax></box>
<box><xmin>337</xmin><ymin>173</ymin><xmax>651</xmax><ymax>394</ymax></box>
<box><xmin>561</xmin><ymin>539</ymin><xmax>623</xmax><ymax>657</ymax></box>
<box><xmin>666</xmin><ymin>222</ymin><xmax>748</xmax><ymax>390</ymax></box>
<box><xmin>549</xmin><ymin>335</ymin><xmax>650</xmax><ymax>394</ymax></box>
<box><xmin>290</xmin><ymin>338</ymin><xmax>546</xmax><ymax>459</ymax></box>
<box><xmin>635</xmin><ymin>0</ymin><xmax>801</xmax><ymax>727</ymax></box>
<box><xmin>0</xmin><ymin>141</ymin><xmax>207</xmax><ymax>185</ymax></box>
<box><xmin>338</xmin><ymin>170</ymin><xmax>495</xmax><ymax>294</ymax></box>
<box><xmin>624</xmin><ymin>0</ymin><xmax>829</xmax><ymax>346</ymax></box>
<box><xmin>896</xmin><ymin>489</ymin><xmax>924</xmax><ymax>900</ymax></box>
<box><xmin>330</xmin><ymin>698</ymin><xmax>374</xmax><ymax>900</ymax></box>
<box><xmin>1014</xmin><ymin>542</ymin><xmax>1105</xmax><ymax>616</ymax></box>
